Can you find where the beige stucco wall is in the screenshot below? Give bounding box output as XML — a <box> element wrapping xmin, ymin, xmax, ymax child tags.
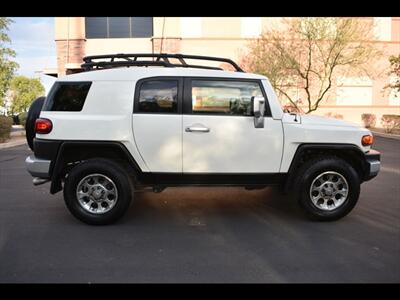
<box><xmin>85</xmin><ymin>38</ymin><xmax>153</xmax><ymax>55</ymax></box>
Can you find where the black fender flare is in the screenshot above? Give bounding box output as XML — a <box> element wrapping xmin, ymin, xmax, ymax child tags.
<box><xmin>49</xmin><ymin>141</ymin><xmax>144</xmax><ymax>194</ymax></box>
<box><xmin>283</xmin><ymin>143</ymin><xmax>369</xmax><ymax>193</ymax></box>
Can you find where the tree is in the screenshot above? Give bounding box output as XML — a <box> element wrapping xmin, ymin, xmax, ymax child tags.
<box><xmin>241</xmin><ymin>17</ymin><xmax>382</xmax><ymax>113</ymax></box>
<box><xmin>10</xmin><ymin>76</ymin><xmax>45</xmax><ymax>115</ymax></box>
<box><xmin>0</xmin><ymin>18</ymin><xmax>19</xmax><ymax>110</ymax></box>
<box><xmin>387</xmin><ymin>54</ymin><xmax>400</xmax><ymax>95</ymax></box>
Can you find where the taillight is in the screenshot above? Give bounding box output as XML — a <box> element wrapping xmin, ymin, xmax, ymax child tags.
<box><xmin>361</xmin><ymin>134</ymin><xmax>374</xmax><ymax>146</ymax></box>
<box><xmin>35</xmin><ymin>118</ymin><xmax>53</xmax><ymax>134</ymax></box>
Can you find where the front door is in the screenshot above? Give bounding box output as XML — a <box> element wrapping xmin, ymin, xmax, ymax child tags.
<box><xmin>182</xmin><ymin>78</ymin><xmax>283</xmax><ymax>173</ymax></box>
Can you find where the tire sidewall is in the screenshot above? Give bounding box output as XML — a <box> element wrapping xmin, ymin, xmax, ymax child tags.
<box><xmin>64</xmin><ymin>160</ymin><xmax>132</xmax><ymax>225</ymax></box>
<box><xmin>26</xmin><ymin>96</ymin><xmax>46</xmax><ymax>151</ymax></box>
<box><xmin>298</xmin><ymin>158</ymin><xmax>360</xmax><ymax>221</ymax></box>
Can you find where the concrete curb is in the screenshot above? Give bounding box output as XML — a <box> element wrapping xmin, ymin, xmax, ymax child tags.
<box><xmin>0</xmin><ymin>137</ymin><xmax>27</xmax><ymax>150</ymax></box>
<box><xmin>371</xmin><ymin>130</ymin><xmax>400</xmax><ymax>141</ymax></box>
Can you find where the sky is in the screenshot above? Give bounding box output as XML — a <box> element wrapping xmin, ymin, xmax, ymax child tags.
<box><xmin>7</xmin><ymin>17</ymin><xmax>57</xmax><ymax>95</ymax></box>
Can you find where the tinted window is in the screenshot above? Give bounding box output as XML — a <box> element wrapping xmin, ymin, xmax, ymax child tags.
<box><xmin>85</xmin><ymin>17</ymin><xmax>108</xmax><ymax>38</ymax></box>
<box><xmin>138</xmin><ymin>80</ymin><xmax>178</xmax><ymax>113</ymax></box>
<box><xmin>191</xmin><ymin>80</ymin><xmax>264</xmax><ymax>116</ymax></box>
<box><xmin>132</xmin><ymin>17</ymin><xmax>153</xmax><ymax>37</ymax></box>
<box><xmin>85</xmin><ymin>17</ymin><xmax>153</xmax><ymax>39</ymax></box>
<box><xmin>109</xmin><ymin>17</ymin><xmax>130</xmax><ymax>38</ymax></box>
<box><xmin>43</xmin><ymin>82</ymin><xmax>92</xmax><ymax>112</ymax></box>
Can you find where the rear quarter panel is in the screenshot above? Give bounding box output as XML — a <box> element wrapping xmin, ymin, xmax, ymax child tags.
<box><xmin>37</xmin><ymin>80</ymin><xmax>150</xmax><ymax>172</ymax></box>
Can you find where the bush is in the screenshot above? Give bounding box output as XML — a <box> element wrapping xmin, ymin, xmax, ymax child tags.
<box><xmin>0</xmin><ymin>116</ymin><xmax>13</xmax><ymax>142</ymax></box>
<box><xmin>18</xmin><ymin>112</ymin><xmax>28</xmax><ymax>128</ymax></box>
<box><xmin>381</xmin><ymin>115</ymin><xmax>400</xmax><ymax>133</ymax></box>
<box><xmin>325</xmin><ymin>112</ymin><xmax>344</xmax><ymax>120</ymax></box>
<box><xmin>361</xmin><ymin>113</ymin><xmax>376</xmax><ymax>128</ymax></box>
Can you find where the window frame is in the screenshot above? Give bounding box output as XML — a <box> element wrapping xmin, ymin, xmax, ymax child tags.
<box><xmin>42</xmin><ymin>81</ymin><xmax>92</xmax><ymax>112</ymax></box>
<box><xmin>133</xmin><ymin>77</ymin><xmax>183</xmax><ymax>115</ymax></box>
<box><xmin>183</xmin><ymin>77</ymin><xmax>272</xmax><ymax>117</ymax></box>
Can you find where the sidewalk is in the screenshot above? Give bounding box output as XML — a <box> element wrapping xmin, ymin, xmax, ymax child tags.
<box><xmin>0</xmin><ymin>125</ymin><xmax>28</xmax><ymax>150</ymax></box>
<box><xmin>0</xmin><ymin>136</ymin><xmax>27</xmax><ymax>150</ymax></box>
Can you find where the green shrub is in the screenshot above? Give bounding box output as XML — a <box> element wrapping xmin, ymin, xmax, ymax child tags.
<box><xmin>18</xmin><ymin>112</ymin><xmax>28</xmax><ymax>128</ymax></box>
<box><xmin>0</xmin><ymin>116</ymin><xmax>13</xmax><ymax>142</ymax></box>
<box><xmin>361</xmin><ymin>113</ymin><xmax>376</xmax><ymax>128</ymax></box>
<box><xmin>381</xmin><ymin>115</ymin><xmax>400</xmax><ymax>133</ymax></box>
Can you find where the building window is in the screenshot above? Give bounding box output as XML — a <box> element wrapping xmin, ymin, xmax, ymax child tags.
<box><xmin>109</xmin><ymin>17</ymin><xmax>130</xmax><ymax>38</ymax></box>
<box><xmin>85</xmin><ymin>17</ymin><xmax>153</xmax><ymax>39</ymax></box>
<box><xmin>132</xmin><ymin>17</ymin><xmax>153</xmax><ymax>38</ymax></box>
<box><xmin>180</xmin><ymin>17</ymin><xmax>202</xmax><ymax>38</ymax></box>
<box><xmin>85</xmin><ymin>17</ymin><xmax>108</xmax><ymax>38</ymax></box>
<box><xmin>336</xmin><ymin>77</ymin><xmax>373</xmax><ymax>106</ymax></box>
<box><xmin>241</xmin><ymin>17</ymin><xmax>262</xmax><ymax>38</ymax></box>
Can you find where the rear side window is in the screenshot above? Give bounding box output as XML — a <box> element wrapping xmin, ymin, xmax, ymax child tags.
<box><xmin>43</xmin><ymin>82</ymin><xmax>92</xmax><ymax>111</ymax></box>
<box><xmin>137</xmin><ymin>80</ymin><xmax>178</xmax><ymax>113</ymax></box>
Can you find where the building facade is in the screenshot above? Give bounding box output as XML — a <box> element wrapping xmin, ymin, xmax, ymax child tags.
<box><xmin>52</xmin><ymin>17</ymin><xmax>400</xmax><ymax>126</ymax></box>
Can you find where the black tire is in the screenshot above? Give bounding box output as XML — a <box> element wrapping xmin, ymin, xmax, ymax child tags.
<box><xmin>293</xmin><ymin>156</ymin><xmax>360</xmax><ymax>221</ymax></box>
<box><xmin>63</xmin><ymin>158</ymin><xmax>133</xmax><ymax>225</ymax></box>
<box><xmin>26</xmin><ymin>96</ymin><xmax>46</xmax><ymax>151</ymax></box>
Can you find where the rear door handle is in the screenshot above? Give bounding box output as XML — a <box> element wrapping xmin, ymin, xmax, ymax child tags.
<box><xmin>185</xmin><ymin>125</ymin><xmax>210</xmax><ymax>133</ymax></box>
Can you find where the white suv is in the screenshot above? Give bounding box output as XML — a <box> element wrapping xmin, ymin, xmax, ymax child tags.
<box><xmin>24</xmin><ymin>54</ymin><xmax>380</xmax><ymax>225</ymax></box>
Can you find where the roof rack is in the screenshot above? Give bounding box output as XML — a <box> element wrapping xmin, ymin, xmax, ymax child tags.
<box><xmin>81</xmin><ymin>53</ymin><xmax>245</xmax><ymax>72</ymax></box>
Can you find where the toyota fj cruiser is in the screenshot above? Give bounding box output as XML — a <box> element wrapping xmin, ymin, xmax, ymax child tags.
<box><xmin>25</xmin><ymin>53</ymin><xmax>380</xmax><ymax>225</ymax></box>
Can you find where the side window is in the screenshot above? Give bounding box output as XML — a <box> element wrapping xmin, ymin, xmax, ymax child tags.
<box><xmin>191</xmin><ymin>80</ymin><xmax>264</xmax><ymax>116</ymax></box>
<box><xmin>43</xmin><ymin>82</ymin><xmax>92</xmax><ymax>112</ymax></box>
<box><xmin>137</xmin><ymin>80</ymin><xmax>178</xmax><ymax>113</ymax></box>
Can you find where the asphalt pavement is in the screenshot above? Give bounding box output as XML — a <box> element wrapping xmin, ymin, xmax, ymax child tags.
<box><xmin>0</xmin><ymin>136</ymin><xmax>399</xmax><ymax>283</ymax></box>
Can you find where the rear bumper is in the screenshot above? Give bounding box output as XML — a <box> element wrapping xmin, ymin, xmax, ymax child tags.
<box><xmin>25</xmin><ymin>155</ymin><xmax>51</xmax><ymax>178</ymax></box>
<box><xmin>364</xmin><ymin>149</ymin><xmax>380</xmax><ymax>181</ymax></box>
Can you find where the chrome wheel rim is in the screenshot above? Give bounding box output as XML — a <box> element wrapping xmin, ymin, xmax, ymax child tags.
<box><xmin>309</xmin><ymin>171</ymin><xmax>349</xmax><ymax>211</ymax></box>
<box><xmin>76</xmin><ymin>173</ymin><xmax>118</xmax><ymax>214</ymax></box>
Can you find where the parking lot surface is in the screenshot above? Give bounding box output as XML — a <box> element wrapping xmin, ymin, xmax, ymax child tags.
<box><xmin>0</xmin><ymin>136</ymin><xmax>399</xmax><ymax>283</ymax></box>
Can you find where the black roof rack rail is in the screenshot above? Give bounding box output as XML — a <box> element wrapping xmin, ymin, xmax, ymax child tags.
<box><xmin>81</xmin><ymin>53</ymin><xmax>245</xmax><ymax>72</ymax></box>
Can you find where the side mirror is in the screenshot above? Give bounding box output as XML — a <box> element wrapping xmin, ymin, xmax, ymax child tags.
<box><xmin>252</xmin><ymin>96</ymin><xmax>265</xmax><ymax>128</ymax></box>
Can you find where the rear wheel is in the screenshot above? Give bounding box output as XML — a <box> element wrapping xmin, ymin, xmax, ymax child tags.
<box><xmin>63</xmin><ymin>158</ymin><xmax>133</xmax><ymax>225</ymax></box>
<box><xmin>294</xmin><ymin>156</ymin><xmax>360</xmax><ymax>221</ymax></box>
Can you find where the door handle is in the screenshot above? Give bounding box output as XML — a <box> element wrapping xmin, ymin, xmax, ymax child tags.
<box><xmin>185</xmin><ymin>125</ymin><xmax>210</xmax><ymax>133</ymax></box>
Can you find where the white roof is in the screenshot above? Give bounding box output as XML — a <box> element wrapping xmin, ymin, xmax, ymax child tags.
<box><xmin>58</xmin><ymin>67</ymin><xmax>267</xmax><ymax>82</ymax></box>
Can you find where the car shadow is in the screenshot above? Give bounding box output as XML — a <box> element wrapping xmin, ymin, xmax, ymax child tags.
<box><xmin>121</xmin><ymin>186</ymin><xmax>305</xmax><ymax>225</ymax></box>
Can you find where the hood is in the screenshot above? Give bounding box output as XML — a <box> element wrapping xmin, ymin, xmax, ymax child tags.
<box><xmin>299</xmin><ymin>114</ymin><xmax>360</xmax><ymax>128</ymax></box>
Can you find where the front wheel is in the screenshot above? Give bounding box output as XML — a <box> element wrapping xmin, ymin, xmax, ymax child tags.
<box><xmin>294</xmin><ymin>156</ymin><xmax>360</xmax><ymax>221</ymax></box>
<box><xmin>63</xmin><ymin>158</ymin><xmax>133</xmax><ymax>225</ymax></box>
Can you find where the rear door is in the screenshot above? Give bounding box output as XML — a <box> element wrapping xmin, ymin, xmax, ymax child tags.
<box><xmin>182</xmin><ymin>77</ymin><xmax>283</xmax><ymax>173</ymax></box>
<box><xmin>132</xmin><ymin>77</ymin><xmax>183</xmax><ymax>172</ymax></box>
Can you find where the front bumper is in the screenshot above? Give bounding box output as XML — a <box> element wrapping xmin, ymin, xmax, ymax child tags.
<box><xmin>25</xmin><ymin>155</ymin><xmax>51</xmax><ymax>178</ymax></box>
<box><xmin>364</xmin><ymin>149</ymin><xmax>380</xmax><ymax>181</ymax></box>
